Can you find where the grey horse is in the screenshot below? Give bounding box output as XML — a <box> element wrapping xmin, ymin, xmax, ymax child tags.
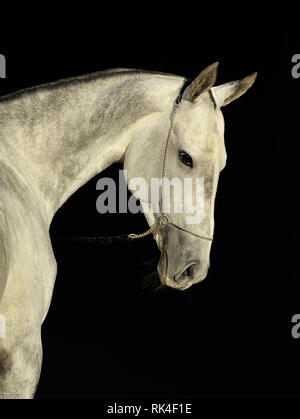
<box><xmin>0</xmin><ymin>64</ymin><xmax>256</xmax><ymax>398</ymax></box>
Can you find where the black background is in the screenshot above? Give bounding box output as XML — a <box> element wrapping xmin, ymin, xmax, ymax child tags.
<box><xmin>0</xmin><ymin>10</ymin><xmax>299</xmax><ymax>402</ymax></box>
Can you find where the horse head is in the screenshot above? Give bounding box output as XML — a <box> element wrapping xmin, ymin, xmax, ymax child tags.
<box><xmin>124</xmin><ymin>63</ymin><xmax>257</xmax><ymax>290</ymax></box>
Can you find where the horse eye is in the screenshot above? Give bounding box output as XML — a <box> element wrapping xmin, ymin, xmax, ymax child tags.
<box><xmin>179</xmin><ymin>151</ymin><xmax>193</xmax><ymax>168</ymax></box>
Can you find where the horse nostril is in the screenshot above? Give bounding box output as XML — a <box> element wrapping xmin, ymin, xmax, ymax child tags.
<box><xmin>174</xmin><ymin>263</ymin><xmax>197</xmax><ymax>282</ymax></box>
<box><xmin>186</xmin><ymin>265</ymin><xmax>193</xmax><ymax>277</ymax></box>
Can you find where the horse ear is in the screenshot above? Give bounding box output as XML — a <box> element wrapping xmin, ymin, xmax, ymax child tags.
<box><xmin>211</xmin><ymin>72</ymin><xmax>257</xmax><ymax>107</ymax></box>
<box><xmin>185</xmin><ymin>62</ymin><xmax>219</xmax><ymax>102</ymax></box>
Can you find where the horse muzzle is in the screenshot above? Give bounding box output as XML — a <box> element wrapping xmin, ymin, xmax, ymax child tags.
<box><xmin>157</xmin><ymin>250</ymin><xmax>210</xmax><ymax>290</ymax></box>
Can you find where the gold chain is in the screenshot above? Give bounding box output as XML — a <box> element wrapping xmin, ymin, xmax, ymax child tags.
<box><xmin>161</xmin><ymin>103</ymin><xmax>179</xmax><ymax>180</ymax></box>
<box><xmin>128</xmin><ymin>214</ymin><xmax>170</xmax><ymax>240</ymax></box>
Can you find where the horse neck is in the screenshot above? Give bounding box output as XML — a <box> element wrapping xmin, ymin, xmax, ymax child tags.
<box><xmin>0</xmin><ymin>71</ymin><xmax>184</xmax><ymax>224</ymax></box>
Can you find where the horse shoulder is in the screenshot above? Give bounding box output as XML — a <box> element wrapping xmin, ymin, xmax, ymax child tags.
<box><xmin>0</xmin><ymin>175</ymin><xmax>56</xmax><ymax>321</ymax></box>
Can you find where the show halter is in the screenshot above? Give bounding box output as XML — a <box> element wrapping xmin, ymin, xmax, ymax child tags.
<box><xmin>128</xmin><ymin>79</ymin><xmax>213</xmax><ymax>242</ymax></box>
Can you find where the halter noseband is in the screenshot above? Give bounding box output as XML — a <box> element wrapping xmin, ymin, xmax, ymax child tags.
<box><xmin>128</xmin><ymin>79</ymin><xmax>213</xmax><ymax>242</ymax></box>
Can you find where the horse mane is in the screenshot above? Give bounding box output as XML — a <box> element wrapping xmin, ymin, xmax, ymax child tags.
<box><xmin>0</xmin><ymin>68</ymin><xmax>181</xmax><ymax>104</ymax></box>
